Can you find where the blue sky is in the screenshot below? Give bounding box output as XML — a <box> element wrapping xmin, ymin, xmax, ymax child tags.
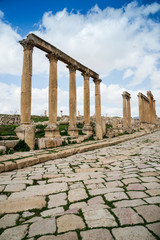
<box><xmin>0</xmin><ymin>0</ymin><xmax>160</xmax><ymax>117</ymax></box>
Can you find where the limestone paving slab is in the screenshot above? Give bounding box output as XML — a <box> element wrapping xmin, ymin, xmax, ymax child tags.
<box><xmin>68</xmin><ymin>188</ymin><xmax>88</xmax><ymax>202</ymax></box>
<box><xmin>0</xmin><ymin>224</ymin><xmax>28</xmax><ymax>240</ymax></box>
<box><xmin>48</xmin><ymin>193</ymin><xmax>67</xmax><ymax>208</ymax></box>
<box><xmin>114</xmin><ymin>199</ymin><xmax>146</xmax><ymax>208</ymax></box>
<box><xmin>147</xmin><ymin>222</ymin><xmax>160</xmax><ymax>238</ymax></box>
<box><xmin>28</xmin><ymin>218</ymin><xmax>56</xmax><ymax>237</ymax></box>
<box><xmin>135</xmin><ymin>205</ymin><xmax>160</xmax><ymax>222</ymax></box>
<box><xmin>112</xmin><ymin>207</ymin><xmax>144</xmax><ymax>225</ymax></box>
<box><xmin>104</xmin><ymin>191</ymin><xmax>128</xmax><ymax>201</ymax></box>
<box><xmin>80</xmin><ymin>229</ymin><xmax>114</xmax><ymax>240</ymax></box>
<box><xmin>112</xmin><ymin>226</ymin><xmax>157</xmax><ymax>240</ymax></box>
<box><xmin>0</xmin><ymin>214</ymin><xmax>19</xmax><ymax>228</ymax></box>
<box><xmin>37</xmin><ymin>232</ymin><xmax>78</xmax><ymax>240</ymax></box>
<box><xmin>57</xmin><ymin>214</ymin><xmax>85</xmax><ymax>233</ymax></box>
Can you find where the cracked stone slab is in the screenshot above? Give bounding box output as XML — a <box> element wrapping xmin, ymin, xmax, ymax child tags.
<box><xmin>80</xmin><ymin>229</ymin><xmax>114</xmax><ymax>240</ymax></box>
<box><xmin>68</xmin><ymin>188</ymin><xmax>88</xmax><ymax>202</ymax></box>
<box><xmin>48</xmin><ymin>193</ymin><xmax>67</xmax><ymax>208</ymax></box>
<box><xmin>112</xmin><ymin>226</ymin><xmax>157</xmax><ymax>240</ymax></box>
<box><xmin>37</xmin><ymin>232</ymin><xmax>78</xmax><ymax>240</ymax></box>
<box><xmin>0</xmin><ymin>196</ymin><xmax>46</xmax><ymax>213</ymax></box>
<box><xmin>4</xmin><ymin>183</ymin><xmax>26</xmax><ymax>192</ymax></box>
<box><xmin>147</xmin><ymin>222</ymin><xmax>160</xmax><ymax>238</ymax></box>
<box><xmin>104</xmin><ymin>192</ymin><xmax>128</xmax><ymax>201</ymax></box>
<box><xmin>9</xmin><ymin>182</ymin><xmax>68</xmax><ymax>199</ymax></box>
<box><xmin>0</xmin><ymin>214</ymin><xmax>19</xmax><ymax>228</ymax></box>
<box><xmin>134</xmin><ymin>205</ymin><xmax>160</xmax><ymax>222</ymax></box>
<box><xmin>112</xmin><ymin>207</ymin><xmax>144</xmax><ymax>225</ymax></box>
<box><xmin>28</xmin><ymin>217</ymin><xmax>56</xmax><ymax>237</ymax></box>
<box><xmin>57</xmin><ymin>214</ymin><xmax>85</xmax><ymax>233</ymax></box>
<box><xmin>83</xmin><ymin>207</ymin><xmax>117</xmax><ymax>228</ymax></box>
<box><xmin>0</xmin><ymin>224</ymin><xmax>28</xmax><ymax>240</ymax></box>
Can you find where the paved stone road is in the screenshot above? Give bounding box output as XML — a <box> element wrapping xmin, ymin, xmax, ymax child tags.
<box><xmin>0</xmin><ymin>131</ymin><xmax>160</xmax><ymax>240</ymax></box>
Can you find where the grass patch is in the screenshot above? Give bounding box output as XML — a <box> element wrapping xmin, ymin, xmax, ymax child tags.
<box><xmin>59</xmin><ymin>124</ymin><xmax>69</xmax><ymax>136</ymax></box>
<box><xmin>35</xmin><ymin>125</ymin><xmax>46</xmax><ymax>138</ymax></box>
<box><xmin>31</xmin><ymin>115</ymin><xmax>49</xmax><ymax>122</ymax></box>
<box><xmin>14</xmin><ymin>140</ymin><xmax>30</xmax><ymax>152</ymax></box>
<box><xmin>0</xmin><ymin>125</ymin><xmax>17</xmax><ymax>136</ymax></box>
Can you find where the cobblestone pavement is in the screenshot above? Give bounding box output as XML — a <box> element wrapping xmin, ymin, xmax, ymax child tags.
<box><xmin>0</xmin><ymin>131</ymin><xmax>160</xmax><ymax>240</ymax></box>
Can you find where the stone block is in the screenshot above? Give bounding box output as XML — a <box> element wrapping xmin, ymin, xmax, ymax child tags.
<box><xmin>80</xmin><ymin>229</ymin><xmax>114</xmax><ymax>240</ymax></box>
<box><xmin>0</xmin><ymin>214</ymin><xmax>19</xmax><ymax>228</ymax></box>
<box><xmin>57</xmin><ymin>214</ymin><xmax>85</xmax><ymax>233</ymax></box>
<box><xmin>0</xmin><ymin>163</ymin><xmax>5</xmax><ymax>173</ymax></box>
<box><xmin>4</xmin><ymin>161</ymin><xmax>17</xmax><ymax>171</ymax></box>
<box><xmin>0</xmin><ymin>224</ymin><xmax>28</xmax><ymax>240</ymax></box>
<box><xmin>38</xmin><ymin>232</ymin><xmax>78</xmax><ymax>240</ymax></box>
<box><xmin>16</xmin><ymin>157</ymin><xmax>39</xmax><ymax>169</ymax></box>
<box><xmin>29</xmin><ymin>218</ymin><xmax>56</xmax><ymax>237</ymax></box>
<box><xmin>0</xmin><ymin>146</ymin><xmax>6</xmax><ymax>154</ymax></box>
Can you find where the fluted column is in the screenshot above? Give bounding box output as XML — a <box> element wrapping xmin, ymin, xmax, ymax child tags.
<box><xmin>93</xmin><ymin>79</ymin><xmax>103</xmax><ymax>139</ymax></box>
<box><xmin>82</xmin><ymin>72</ymin><xmax>92</xmax><ymax>135</ymax></box>
<box><xmin>45</xmin><ymin>53</ymin><xmax>60</xmax><ymax>138</ymax></box>
<box><xmin>67</xmin><ymin>64</ymin><xmax>78</xmax><ymax>137</ymax></box>
<box><xmin>20</xmin><ymin>39</ymin><xmax>34</xmax><ymax>124</ymax></box>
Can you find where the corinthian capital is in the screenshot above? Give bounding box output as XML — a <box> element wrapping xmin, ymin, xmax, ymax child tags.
<box><xmin>19</xmin><ymin>39</ymin><xmax>34</xmax><ymax>51</ymax></box>
<box><xmin>46</xmin><ymin>53</ymin><xmax>59</xmax><ymax>62</ymax></box>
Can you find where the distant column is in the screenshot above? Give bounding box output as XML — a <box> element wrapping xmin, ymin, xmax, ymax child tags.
<box><xmin>122</xmin><ymin>91</ymin><xmax>131</xmax><ymax>129</ymax></box>
<box><xmin>82</xmin><ymin>72</ymin><xmax>92</xmax><ymax>135</ymax></box>
<box><xmin>138</xmin><ymin>93</ymin><xmax>143</xmax><ymax>123</ymax></box>
<box><xmin>20</xmin><ymin>39</ymin><xmax>34</xmax><ymax>124</ymax></box>
<box><xmin>45</xmin><ymin>53</ymin><xmax>60</xmax><ymax>137</ymax></box>
<box><xmin>67</xmin><ymin>64</ymin><xmax>78</xmax><ymax>137</ymax></box>
<box><xmin>93</xmin><ymin>78</ymin><xmax>103</xmax><ymax>139</ymax></box>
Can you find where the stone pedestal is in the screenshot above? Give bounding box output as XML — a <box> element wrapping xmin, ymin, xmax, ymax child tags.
<box><xmin>45</xmin><ymin>124</ymin><xmax>60</xmax><ymax>138</ymax></box>
<box><xmin>68</xmin><ymin>125</ymin><xmax>79</xmax><ymax>138</ymax></box>
<box><xmin>82</xmin><ymin>124</ymin><xmax>93</xmax><ymax>136</ymax></box>
<box><xmin>15</xmin><ymin>124</ymin><xmax>35</xmax><ymax>150</ymax></box>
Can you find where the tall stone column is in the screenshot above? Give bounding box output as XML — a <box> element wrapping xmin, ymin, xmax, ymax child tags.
<box><xmin>153</xmin><ymin>100</ymin><xmax>156</xmax><ymax>123</ymax></box>
<box><xmin>147</xmin><ymin>91</ymin><xmax>153</xmax><ymax>123</ymax></box>
<box><xmin>45</xmin><ymin>53</ymin><xmax>60</xmax><ymax>138</ymax></box>
<box><xmin>93</xmin><ymin>79</ymin><xmax>103</xmax><ymax>140</ymax></box>
<box><xmin>82</xmin><ymin>72</ymin><xmax>92</xmax><ymax>135</ymax></box>
<box><xmin>15</xmin><ymin>39</ymin><xmax>35</xmax><ymax>150</ymax></box>
<box><xmin>127</xmin><ymin>97</ymin><xmax>131</xmax><ymax>127</ymax></box>
<box><xmin>138</xmin><ymin>93</ymin><xmax>143</xmax><ymax>123</ymax></box>
<box><xmin>122</xmin><ymin>93</ymin><xmax>127</xmax><ymax>128</ymax></box>
<box><xmin>20</xmin><ymin>39</ymin><xmax>34</xmax><ymax>124</ymax></box>
<box><xmin>67</xmin><ymin>64</ymin><xmax>78</xmax><ymax>137</ymax></box>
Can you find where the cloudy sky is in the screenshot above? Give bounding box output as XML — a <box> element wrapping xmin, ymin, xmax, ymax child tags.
<box><xmin>0</xmin><ymin>0</ymin><xmax>160</xmax><ymax>117</ymax></box>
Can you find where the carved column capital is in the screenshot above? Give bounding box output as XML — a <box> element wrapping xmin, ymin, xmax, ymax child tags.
<box><xmin>93</xmin><ymin>78</ymin><xmax>102</xmax><ymax>84</ymax></box>
<box><xmin>81</xmin><ymin>69</ymin><xmax>90</xmax><ymax>78</ymax></box>
<box><xmin>46</xmin><ymin>53</ymin><xmax>59</xmax><ymax>62</ymax></box>
<box><xmin>67</xmin><ymin>64</ymin><xmax>77</xmax><ymax>72</ymax></box>
<box><xmin>19</xmin><ymin>39</ymin><xmax>34</xmax><ymax>51</ymax></box>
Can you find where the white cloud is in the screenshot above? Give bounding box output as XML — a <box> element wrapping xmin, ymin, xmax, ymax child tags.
<box><xmin>0</xmin><ymin>2</ymin><xmax>160</xmax><ymax>117</ymax></box>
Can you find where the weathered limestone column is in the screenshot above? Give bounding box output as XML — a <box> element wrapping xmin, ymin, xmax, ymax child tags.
<box><xmin>67</xmin><ymin>64</ymin><xmax>78</xmax><ymax>137</ymax></box>
<box><xmin>122</xmin><ymin>92</ymin><xmax>127</xmax><ymax>128</ymax></box>
<box><xmin>82</xmin><ymin>72</ymin><xmax>92</xmax><ymax>135</ymax></box>
<box><xmin>93</xmin><ymin>79</ymin><xmax>103</xmax><ymax>140</ymax></box>
<box><xmin>20</xmin><ymin>39</ymin><xmax>34</xmax><ymax>124</ymax></box>
<box><xmin>45</xmin><ymin>53</ymin><xmax>60</xmax><ymax>138</ymax></box>
<box><xmin>153</xmin><ymin>100</ymin><xmax>156</xmax><ymax>122</ymax></box>
<box><xmin>147</xmin><ymin>91</ymin><xmax>153</xmax><ymax>123</ymax></box>
<box><xmin>127</xmin><ymin>96</ymin><xmax>131</xmax><ymax>128</ymax></box>
<box><xmin>138</xmin><ymin>93</ymin><xmax>143</xmax><ymax>123</ymax></box>
<box><xmin>122</xmin><ymin>91</ymin><xmax>131</xmax><ymax>129</ymax></box>
<box><xmin>15</xmin><ymin>39</ymin><xmax>35</xmax><ymax>150</ymax></box>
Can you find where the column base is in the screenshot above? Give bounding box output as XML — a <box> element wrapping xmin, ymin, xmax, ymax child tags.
<box><xmin>38</xmin><ymin>137</ymin><xmax>62</xmax><ymax>149</ymax></box>
<box><xmin>45</xmin><ymin>124</ymin><xmax>60</xmax><ymax>138</ymax></box>
<box><xmin>95</xmin><ymin>123</ymin><xmax>103</xmax><ymax>140</ymax></box>
<box><xmin>68</xmin><ymin>125</ymin><xmax>79</xmax><ymax>138</ymax></box>
<box><xmin>82</xmin><ymin>124</ymin><xmax>93</xmax><ymax>136</ymax></box>
<box><xmin>15</xmin><ymin>124</ymin><xmax>35</xmax><ymax>150</ymax></box>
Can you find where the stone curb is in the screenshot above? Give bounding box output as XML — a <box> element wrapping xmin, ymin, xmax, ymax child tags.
<box><xmin>0</xmin><ymin>131</ymin><xmax>156</xmax><ymax>173</ymax></box>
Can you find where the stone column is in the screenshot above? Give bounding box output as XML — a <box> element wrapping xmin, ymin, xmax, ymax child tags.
<box><xmin>45</xmin><ymin>53</ymin><xmax>60</xmax><ymax>138</ymax></box>
<box><xmin>82</xmin><ymin>72</ymin><xmax>92</xmax><ymax>135</ymax></box>
<box><xmin>127</xmin><ymin>96</ymin><xmax>131</xmax><ymax>128</ymax></box>
<box><xmin>153</xmin><ymin>100</ymin><xmax>156</xmax><ymax>123</ymax></box>
<box><xmin>15</xmin><ymin>39</ymin><xmax>35</xmax><ymax>150</ymax></box>
<box><xmin>122</xmin><ymin>92</ymin><xmax>127</xmax><ymax>128</ymax></box>
<box><xmin>67</xmin><ymin>64</ymin><xmax>78</xmax><ymax>137</ymax></box>
<box><xmin>93</xmin><ymin>79</ymin><xmax>103</xmax><ymax>140</ymax></box>
<box><xmin>138</xmin><ymin>93</ymin><xmax>143</xmax><ymax>123</ymax></box>
<box><xmin>147</xmin><ymin>91</ymin><xmax>153</xmax><ymax>123</ymax></box>
<box><xmin>20</xmin><ymin>39</ymin><xmax>34</xmax><ymax>124</ymax></box>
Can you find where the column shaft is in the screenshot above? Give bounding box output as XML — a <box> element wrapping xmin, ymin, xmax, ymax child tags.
<box><xmin>83</xmin><ymin>74</ymin><xmax>90</xmax><ymax>125</ymax></box>
<box><xmin>20</xmin><ymin>41</ymin><xmax>34</xmax><ymax>124</ymax></box>
<box><xmin>48</xmin><ymin>54</ymin><xmax>58</xmax><ymax>125</ymax></box>
<box><xmin>127</xmin><ymin>98</ymin><xmax>131</xmax><ymax>127</ymax></box>
<box><xmin>123</xmin><ymin>96</ymin><xmax>127</xmax><ymax>128</ymax></box>
<box><xmin>138</xmin><ymin>95</ymin><xmax>143</xmax><ymax>123</ymax></box>
<box><xmin>94</xmin><ymin>79</ymin><xmax>102</xmax><ymax>139</ymax></box>
<box><xmin>69</xmin><ymin>67</ymin><xmax>77</xmax><ymax>127</ymax></box>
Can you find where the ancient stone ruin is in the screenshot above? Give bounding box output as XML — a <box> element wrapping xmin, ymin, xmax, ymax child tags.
<box><xmin>15</xmin><ymin>34</ymin><xmax>103</xmax><ymax>149</ymax></box>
